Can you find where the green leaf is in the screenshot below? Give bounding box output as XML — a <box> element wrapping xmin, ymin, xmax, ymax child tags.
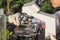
<box><xmin>7</xmin><ymin>0</ymin><xmax>12</xmax><ymax>3</ymax></box>
<box><xmin>12</xmin><ymin>4</ymin><xmax>20</xmax><ymax>8</ymax></box>
<box><xmin>40</xmin><ymin>0</ymin><xmax>54</xmax><ymax>14</ymax></box>
<box><xmin>0</xmin><ymin>0</ymin><xmax>2</xmax><ymax>6</ymax></box>
<box><xmin>10</xmin><ymin>32</ymin><xmax>13</xmax><ymax>36</ymax></box>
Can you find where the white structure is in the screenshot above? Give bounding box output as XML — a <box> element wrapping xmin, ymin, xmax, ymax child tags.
<box><xmin>22</xmin><ymin>1</ymin><xmax>56</xmax><ymax>39</ymax></box>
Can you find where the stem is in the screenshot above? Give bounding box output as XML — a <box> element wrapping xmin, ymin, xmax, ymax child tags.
<box><xmin>7</xmin><ymin>0</ymin><xmax>10</xmax><ymax>15</ymax></box>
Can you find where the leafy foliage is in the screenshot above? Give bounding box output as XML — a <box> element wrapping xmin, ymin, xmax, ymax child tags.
<box><xmin>0</xmin><ymin>0</ymin><xmax>2</xmax><ymax>7</ymax></box>
<box><xmin>7</xmin><ymin>30</ymin><xmax>17</xmax><ymax>40</ymax></box>
<box><xmin>6</xmin><ymin>22</ymin><xmax>17</xmax><ymax>40</ymax></box>
<box><xmin>0</xmin><ymin>0</ymin><xmax>32</xmax><ymax>40</ymax></box>
<box><xmin>40</xmin><ymin>0</ymin><xmax>55</xmax><ymax>14</ymax></box>
<box><xmin>0</xmin><ymin>0</ymin><xmax>32</xmax><ymax>15</ymax></box>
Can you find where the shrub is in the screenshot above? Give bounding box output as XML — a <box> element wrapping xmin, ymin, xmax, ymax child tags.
<box><xmin>7</xmin><ymin>30</ymin><xmax>17</xmax><ymax>40</ymax></box>
<box><xmin>40</xmin><ymin>0</ymin><xmax>55</xmax><ymax>14</ymax></box>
